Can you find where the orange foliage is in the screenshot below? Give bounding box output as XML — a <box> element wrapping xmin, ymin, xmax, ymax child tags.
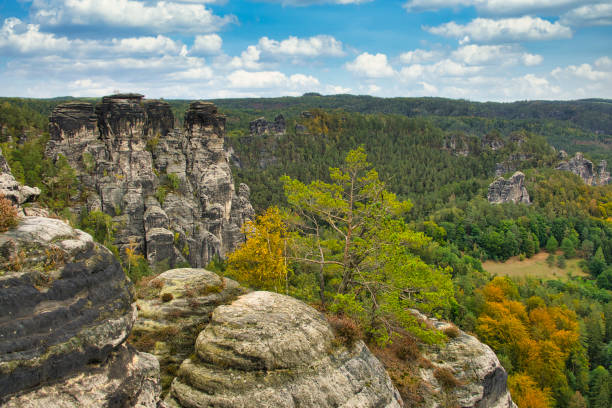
<box><xmin>508</xmin><ymin>373</ymin><xmax>552</xmax><ymax>408</ymax></box>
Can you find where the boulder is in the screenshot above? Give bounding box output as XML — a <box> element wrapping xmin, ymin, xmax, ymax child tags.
<box><xmin>413</xmin><ymin>311</ymin><xmax>516</xmax><ymax>408</ymax></box>
<box><xmin>130</xmin><ymin>268</ymin><xmax>246</xmax><ymax>391</ymax></box>
<box><xmin>0</xmin><ymin>147</ymin><xmax>41</xmax><ymax>208</ymax></box>
<box><xmin>46</xmin><ymin>95</ymin><xmax>254</xmax><ymax>269</ymax></box>
<box><xmin>487</xmin><ymin>171</ymin><xmax>530</xmax><ymax>204</ymax></box>
<box><xmin>164</xmin><ymin>291</ymin><xmax>403</xmax><ymax>408</ymax></box>
<box><xmin>0</xmin><ymin>216</ymin><xmax>160</xmax><ymax>406</ymax></box>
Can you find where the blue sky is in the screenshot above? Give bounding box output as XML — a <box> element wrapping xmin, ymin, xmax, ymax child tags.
<box><xmin>0</xmin><ymin>0</ymin><xmax>611</xmax><ymax>101</ymax></box>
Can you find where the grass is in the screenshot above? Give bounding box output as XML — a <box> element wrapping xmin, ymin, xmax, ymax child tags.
<box><xmin>483</xmin><ymin>251</ymin><xmax>588</xmax><ymax>280</ymax></box>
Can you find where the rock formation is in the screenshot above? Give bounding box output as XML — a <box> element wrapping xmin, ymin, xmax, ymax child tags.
<box><xmin>488</xmin><ymin>171</ymin><xmax>530</xmax><ymax>204</ymax></box>
<box><xmin>0</xmin><ymin>215</ymin><xmax>160</xmax><ymax>406</ymax></box>
<box><xmin>163</xmin><ymin>291</ymin><xmax>403</xmax><ymax>408</ymax></box>
<box><xmin>46</xmin><ymin>94</ymin><xmax>254</xmax><ymax>268</ymax></box>
<box><xmin>130</xmin><ymin>268</ymin><xmax>246</xmax><ymax>391</ymax></box>
<box><xmin>413</xmin><ymin>311</ymin><xmax>516</xmax><ymax>408</ymax></box>
<box><xmin>443</xmin><ymin>134</ymin><xmax>471</xmax><ymax>156</ymax></box>
<box><xmin>249</xmin><ymin>114</ymin><xmax>286</xmax><ymax>136</ymax></box>
<box><xmin>556</xmin><ymin>152</ymin><xmax>611</xmax><ymax>186</ymax></box>
<box><xmin>0</xmin><ymin>147</ymin><xmax>41</xmax><ymax>210</ymax></box>
<box><xmin>482</xmin><ymin>133</ymin><xmax>505</xmax><ymax>151</ymax></box>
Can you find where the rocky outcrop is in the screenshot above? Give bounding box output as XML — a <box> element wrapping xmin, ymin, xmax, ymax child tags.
<box><xmin>130</xmin><ymin>268</ymin><xmax>246</xmax><ymax>391</ymax></box>
<box><xmin>488</xmin><ymin>171</ymin><xmax>530</xmax><ymax>204</ymax></box>
<box><xmin>46</xmin><ymin>94</ymin><xmax>254</xmax><ymax>268</ymax></box>
<box><xmin>482</xmin><ymin>133</ymin><xmax>505</xmax><ymax>151</ymax></box>
<box><xmin>0</xmin><ymin>147</ymin><xmax>40</xmax><ymax>209</ymax></box>
<box><xmin>414</xmin><ymin>311</ymin><xmax>516</xmax><ymax>408</ymax></box>
<box><xmin>0</xmin><ymin>216</ymin><xmax>160</xmax><ymax>406</ymax></box>
<box><xmin>249</xmin><ymin>114</ymin><xmax>286</xmax><ymax>136</ymax></box>
<box><xmin>556</xmin><ymin>152</ymin><xmax>611</xmax><ymax>186</ymax></box>
<box><xmin>164</xmin><ymin>291</ymin><xmax>403</xmax><ymax>408</ymax></box>
<box><xmin>443</xmin><ymin>134</ymin><xmax>472</xmax><ymax>156</ymax></box>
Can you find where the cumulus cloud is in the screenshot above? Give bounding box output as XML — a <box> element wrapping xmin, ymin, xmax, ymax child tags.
<box><xmin>191</xmin><ymin>34</ymin><xmax>223</xmax><ymax>55</ymax></box>
<box><xmin>552</xmin><ymin>63</ymin><xmax>609</xmax><ymax>81</ymax></box>
<box><xmin>404</xmin><ymin>0</ymin><xmax>602</xmax><ymax>17</ymax></box>
<box><xmin>399</xmin><ymin>49</ymin><xmax>443</xmax><ymax>64</ymax></box>
<box><xmin>426</xmin><ymin>16</ymin><xmax>573</xmax><ymax>43</ymax></box>
<box><xmin>260</xmin><ymin>0</ymin><xmax>372</xmax><ymax>6</ymax></box>
<box><xmin>29</xmin><ymin>0</ymin><xmax>236</xmax><ymax>34</ymax></box>
<box><xmin>227</xmin><ymin>45</ymin><xmax>263</xmax><ymax>70</ymax></box>
<box><xmin>258</xmin><ymin>35</ymin><xmax>344</xmax><ymax>57</ymax></box>
<box><xmin>451</xmin><ymin>44</ymin><xmax>542</xmax><ymax>66</ymax></box>
<box><xmin>227</xmin><ymin>69</ymin><xmax>319</xmax><ymax>89</ymax></box>
<box><xmin>399</xmin><ymin>59</ymin><xmax>481</xmax><ymax>81</ymax></box>
<box><xmin>345</xmin><ymin>52</ymin><xmax>395</xmax><ymax>78</ymax></box>
<box><xmin>560</xmin><ymin>4</ymin><xmax>612</xmax><ymax>27</ymax></box>
<box><xmin>0</xmin><ymin>18</ymin><xmax>71</xmax><ymax>55</ymax></box>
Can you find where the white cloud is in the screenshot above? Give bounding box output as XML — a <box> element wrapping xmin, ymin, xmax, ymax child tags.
<box><xmin>257</xmin><ymin>35</ymin><xmax>344</xmax><ymax>57</ymax></box>
<box><xmin>325</xmin><ymin>85</ymin><xmax>352</xmax><ymax>94</ymax></box>
<box><xmin>111</xmin><ymin>35</ymin><xmax>183</xmax><ymax>55</ymax></box>
<box><xmin>426</xmin><ymin>16</ymin><xmax>573</xmax><ymax>43</ymax></box>
<box><xmin>399</xmin><ymin>64</ymin><xmax>425</xmax><ymax>81</ymax></box>
<box><xmin>228</xmin><ymin>45</ymin><xmax>263</xmax><ymax>70</ymax></box>
<box><xmin>595</xmin><ymin>56</ymin><xmax>612</xmax><ymax>70</ymax></box>
<box><xmin>227</xmin><ymin>70</ymin><xmax>319</xmax><ymax>89</ymax></box>
<box><xmin>191</xmin><ymin>34</ymin><xmax>223</xmax><ymax>55</ymax></box>
<box><xmin>167</xmin><ymin>66</ymin><xmax>214</xmax><ymax>80</ymax></box>
<box><xmin>345</xmin><ymin>52</ymin><xmax>395</xmax><ymax>78</ymax></box>
<box><xmin>451</xmin><ymin>44</ymin><xmax>542</xmax><ymax>66</ymax></box>
<box><xmin>552</xmin><ymin>63</ymin><xmax>609</xmax><ymax>81</ymax></box>
<box><xmin>0</xmin><ymin>18</ymin><xmax>70</xmax><ymax>55</ymax></box>
<box><xmin>404</xmin><ymin>0</ymin><xmax>602</xmax><ymax>16</ymax></box>
<box><xmin>30</xmin><ymin>0</ymin><xmax>236</xmax><ymax>34</ymax></box>
<box><xmin>560</xmin><ymin>4</ymin><xmax>612</xmax><ymax>27</ymax></box>
<box><xmin>263</xmin><ymin>0</ymin><xmax>372</xmax><ymax>5</ymax></box>
<box><xmin>399</xmin><ymin>49</ymin><xmax>442</xmax><ymax>64</ymax></box>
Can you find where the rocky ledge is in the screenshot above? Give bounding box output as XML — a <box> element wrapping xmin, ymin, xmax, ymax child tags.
<box><xmin>487</xmin><ymin>171</ymin><xmax>530</xmax><ymax>204</ymax></box>
<box><xmin>164</xmin><ymin>291</ymin><xmax>403</xmax><ymax>408</ymax></box>
<box><xmin>0</xmin><ymin>216</ymin><xmax>160</xmax><ymax>406</ymax></box>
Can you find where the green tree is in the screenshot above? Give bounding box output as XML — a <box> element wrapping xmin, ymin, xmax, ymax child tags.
<box><xmin>546</xmin><ymin>236</ymin><xmax>559</xmax><ymax>253</ymax></box>
<box><xmin>589</xmin><ymin>366</ymin><xmax>611</xmax><ymax>408</ymax></box>
<box><xmin>282</xmin><ymin>147</ymin><xmax>454</xmax><ymax>344</ymax></box>
<box><xmin>561</xmin><ymin>237</ymin><xmax>576</xmax><ymax>259</ymax></box>
<box><xmin>589</xmin><ymin>247</ymin><xmax>608</xmax><ymax>277</ymax></box>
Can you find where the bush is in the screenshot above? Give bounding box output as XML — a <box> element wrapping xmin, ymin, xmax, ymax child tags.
<box><xmin>394</xmin><ymin>334</ymin><xmax>420</xmax><ymax>361</ymax></box>
<box><xmin>328</xmin><ymin>314</ymin><xmax>362</xmax><ymax>347</ymax></box>
<box><xmin>434</xmin><ymin>367</ymin><xmax>462</xmax><ymax>389</ymax></box>
<box><xmin>443</xmin><ymin>324</ymin><xmax>460</xmax><ymax>339</ymax></box>
<box><xmin>0</xmin><ymin>194</ymin><xmax>18</xmax><ymax>232</ymax></box>
<box><xmin>161</xmin><ymin>292</ymin><xmax>174</xmax><ymax>302</ymax></box>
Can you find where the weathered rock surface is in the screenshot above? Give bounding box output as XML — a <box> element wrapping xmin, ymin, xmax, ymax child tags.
<box><xmin>0</xmin><ymin>146</ymin><xmax>41</xmax><ymax>208</ymax></box>
<box><xmin>130</xmin><ymin>268</ymin><xmax>246</xmax><ymax>391</ymax></box>
<box><xmin>249</xmin><ymin>114</ymin><xmax>286</xmax><ymax>136</ymax></box>
<box><xmin>482</xmin><ymin>133</ymin><xmax>505</xmax><ymax>151</ymax></box>
<box><xmin>165</xmin><ymin>291</ymin><xmax>403</xmax><ymax>408</ymax></box>
<box><xmin>0</xmin><ymin>216</ymin><xmax>160</xmax><ymax>406</ymax></box>
<box><xmin>556</xmin><ymin>152</ymin><xmax>611</xmax><ymax>186</ymax></box>
<box><xmin>488</xmin><ymin>171</ymin><xmax>530</xmax><ymax>204</ymax></box>
<box><xmin>414</xmin><ymin>311</ymin><xmax>516</xmax><ymax>408</ymax></box>
<box><xmin>46</xmin><ymin>94</ymin><xmax>253</xmax><ymax>268</ymax></box>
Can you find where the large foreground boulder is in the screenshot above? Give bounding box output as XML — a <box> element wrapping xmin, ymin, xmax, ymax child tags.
<box><xmin>164</xmin><ymin>291</ymin><xmax>403</xmax><ymax>408</ymax></box>
<box><xmin>0</xmin><ymin>216</ymin><xmax>160</xmax><ymax>406</ymax></box>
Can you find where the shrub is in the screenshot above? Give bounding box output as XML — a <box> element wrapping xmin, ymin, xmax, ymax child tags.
<box><xmin>328</xmin><ymin>314</ymin><xmax>362</xmax><ymax>347</ymax></box>
<box><xmin>434</xmin><ymin>367</ymin><xmax>462</xmax><ymax>389</ymax></box>
<box><xmin>394</xmin><ymin>334</ymin><xmax>420</xmax><ymax>361</ymax></box>
<box><xmin>0</xmin><ymin>194</ymin><xmax>18</xmax><ymax>232</ymax></box>
<box><xmin>443</xmin><ymin>324</ymin><xmax>460</xmax><ymax>339</ymax></box>
<box><xmin>161</xmin><ymin>292</ymin><xmax>174</xmax><ymax>302</ymax></box>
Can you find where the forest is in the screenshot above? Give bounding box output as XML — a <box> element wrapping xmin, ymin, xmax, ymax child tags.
<box><xmin>1</xmin><ymin>96</ymin><xmax>611</xmax><ymax>408</ymax></box>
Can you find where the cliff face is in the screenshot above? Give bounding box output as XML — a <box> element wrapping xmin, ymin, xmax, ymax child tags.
<box><xmin>556</xmin><ymin>152</ymin><xmax>611</xmax><ymax>186</ymax></box>
<box><xmin>488</xmin><ymin>171</ymin><xmax>530</xmax><ymax>204</ymax></box>
<box><xmin>46</xmin><ymin>94</ymin><xmax>253</xmax><ymax>268</ymax></box>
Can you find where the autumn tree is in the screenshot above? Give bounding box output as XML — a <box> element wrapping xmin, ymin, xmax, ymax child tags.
<box><xmin>282</xmin><ymin>147</ymin><xmax>454</xmax><ymax>344</ymax></box>
<box><xmin>226</xmin><ymin>206</ymin><xmax>289</xmax><ymax>292</ymax></box>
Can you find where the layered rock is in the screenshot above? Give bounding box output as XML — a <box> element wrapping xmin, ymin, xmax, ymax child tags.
<box><xmin>414</xmin><ymin>311</ymin><xmax>516</xmax><ymax>408</ymax></box>
<box><xmin>130</xmin><ymin>268</ymin><xmax>246</xmax><ymax>390</ymax></box>
<box><xmin>556</xmin><ymin>152</ymin><xmax>611</xmax><ymax>186</ymax></box>
<box><xmin>46</xmin><ymin>94</ymin><xmax>253</xmax><ymax>268</ymax></box>
<box><xmin>249</xmin><ymin>114</ymin><xmax>286</xmax><ymax>136</ymax></box>
<box><xmin>164</xmin><ymin>291</ymin><xmax>403</xmax><ymax>408</ymax></box>
<box><xmin>488</xmin><ymin>171</ymin><xmax>530</xmax><ymax>204</ymax></box>
<box><xmin>0</xmin><ymin>215</ymin><xmax>160</xmax><ymax>406</ymax></box>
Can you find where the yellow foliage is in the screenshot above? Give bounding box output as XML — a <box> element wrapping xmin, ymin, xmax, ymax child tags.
<box><xmin>508</xmin><ymin>373</ymin><xmax>553</xmax><ymax>408</ymax></box>
<box><xmin>226</xmin><ymin>207</ymin><xmax>289</xmax><ymax>292</ymax></box>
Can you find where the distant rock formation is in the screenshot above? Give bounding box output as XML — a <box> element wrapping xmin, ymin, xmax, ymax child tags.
<box><xmin>249</xmin><ymin>114</ymin><xmax>286</xmax><ymax>136</ymax></box>
<box><xmin>482</xmin><ymin>133</ymin><xmax>505</xmax><ymax>151</ymax></box>
<box><xmin>164</xmin><ymin>291</ymin><xmax>403</xmax><ymax>407</ymax></box>
<box><xmin>443</xmin><ymin>133</ymin><xmax>471</xmax><ymax>156</ymax></box>
<box><xmin>412</xmin><ymin>311</ymin><xmax>517</xmax><ymax>408</ymax></box>
<box><xmin>488</xmin><ymin>171</ymin><xmax>530</xmax><ymax>204</ymax></box>
<box><xmin>556</xmin><ymin>152</ymin><xmax>611</xmax><ymax>186</ymax></box>
<box><xmin>46</xmin><ymin>94</ymin><xmax>254</xmax><ymax>268</ymax></box>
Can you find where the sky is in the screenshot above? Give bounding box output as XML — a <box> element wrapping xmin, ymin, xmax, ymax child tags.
<box><xmin>0</xmin><ymin>0</ymin><xmax>611</xmax><ymax>101</ymax></box>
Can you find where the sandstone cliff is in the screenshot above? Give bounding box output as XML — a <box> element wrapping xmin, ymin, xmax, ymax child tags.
<box><xmin>556</xmin><ymin>152</ymin><xmax>611</xmax><ymax>186</ymax></box>
<box><xmin>46</xmin><ymin>94</ymin><xmax>254</xmax><ymax>269</ymax></box>
<box><xmin>488</xmin><ymin>171</ymin><xmax>530</xmax><ymax>204</ymax></box>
